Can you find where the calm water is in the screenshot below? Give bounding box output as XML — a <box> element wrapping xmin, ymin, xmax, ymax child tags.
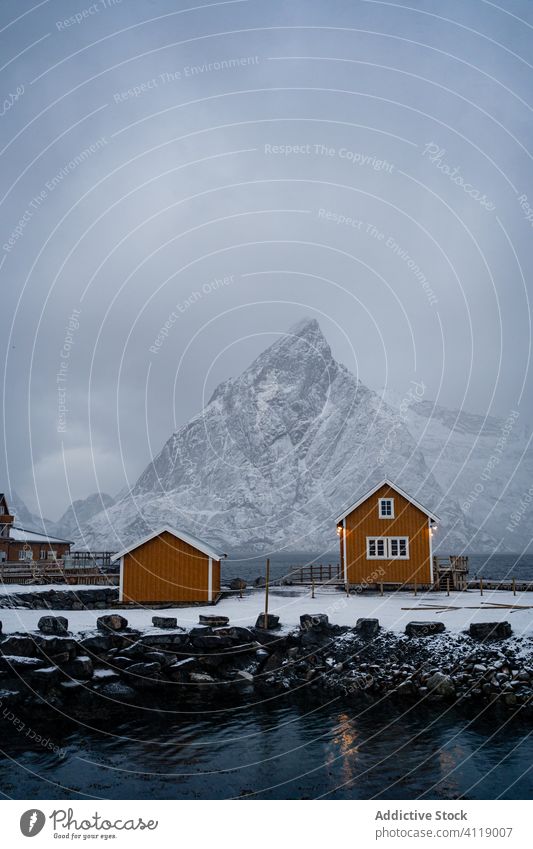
<box><xmin>0</xmin><ymin>697</ymin><xmax>532</xmax><ymax>800</ymax></box>
<box><xmin>222</xmin><ymin>552</ymin><xmax>533</xmax><ymax>585</ymax></box>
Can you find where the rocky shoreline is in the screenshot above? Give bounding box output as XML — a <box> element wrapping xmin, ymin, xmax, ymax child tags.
<box><xmin>1</xmin><ymin>611</ymin><xmax>532</xmax><ymax>722</ymax></box>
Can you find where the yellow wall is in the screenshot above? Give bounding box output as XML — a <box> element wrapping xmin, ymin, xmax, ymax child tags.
<box><xmin>340</xmin><ymin>484</ymin><xmax>432</xmax><ymax>586</ymax></box>
<box><xmin>122</xmin><ymin>531</ymin><xmax>220</xmax><ymax>603</ymax></box>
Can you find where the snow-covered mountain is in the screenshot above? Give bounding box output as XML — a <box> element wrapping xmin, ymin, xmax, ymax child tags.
<box><xmin>51</xmin><ymin>492</ymin><xmax>116</xmax><ymax>540</ymax></box>
<box><xmin>4</xmin><ymin>490</ymin><xmax>52</xmax><ymax>534</ymax></box>
<box><xmin>396</xmin><ymin>399</ymin><xmax>532</xmax><ymax>552</ymax></box>
<box><xmin>72</xmin><ymin>318</ymin><xmax>494</xmax><ymax>554</ymax></box>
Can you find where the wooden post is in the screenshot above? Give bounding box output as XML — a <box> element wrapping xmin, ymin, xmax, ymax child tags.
<box><xmin>380</xmin><ymin>582</ymin><xmax>383</xmax><ymax>597</ymax></box>
<box><xmin>512</xmin><ymin>577</ymin><xmax>516</xmax><ymax>597</ymax></box>
<box><xmin>263</xmin><ymin>557</ymin><xmax>270</xmax><ymax>628</ymax></box>
<box><xmin>480</xmin><ymin>576</ymin><xmax>483</xmax><ymax>597</ymax></box>
<box><xmin>447</xmin><ymin>580</ymin><xmax>450</xmax><ymax>598</ymax></box>
<box><xmin>413</xmin><ymin>575</ymin><xmax>417</xmax><ymax>597</ymax></box>
<box><xmin>311</xmin><ymin>578</ymin><xmax>315</xmax><ymax>599</ymax></box>
<box><xmin>329</xmin><ymin>564</ymin><xmax>332</xmax><ymax>581</ymax></box>
<box><xmin>300</xmin><ymin>566</ymin><xmax>303</xmax><ymax>583</ymax></box>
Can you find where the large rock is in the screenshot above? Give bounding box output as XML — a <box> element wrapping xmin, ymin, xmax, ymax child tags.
<box><xmin>213</xmin><ymin>626</ymin><xmax>257</xmax><ymax>645</ymax></box>
<box><xmin>405</xmin><ymin>621</ymin><xmax>446</xmax><ymax>638</ymax></box>
<box><xmin>300</xmin><ymin>613</ymin><xmax>329</xmax><ymax>630</ymax></box>
<box><xmin>152</xmin><ymin>616</ymin><xmax>178</xmax><ymax>629</ymax></box>
<box><xmin>199</xmin><ymin>615</ymin><xmax>229</xmax><ymax>627</ymax></box>
<box><xmin>426</xmin><ymin>671</ymin><xmax>456</xmax><ymax>698</ymax></box>
<box><xmin>124</xmin><ymin>661</ymin><xmax>162</xmax><ymax>688</ymax></box>
<box><xmin>355</xmin><ymin>618</ymin><xmax>380</xmax><ymax>638</ymax></box>
<box><xmin>0</xmin><ymin>655</ymin><xmax>45</xmax><ymax>672</ymax></box>
<box><xmin>64</xmin><ymin>656</ymin><xmax>94</xmax><ymax>679</ymax></box>
<box><xmin>138</xmin><ymin>632</ymin><xmax>189</xmax><ymax>649</ymax></box>
<box><xmin>0</xmin><ymin>635</ymin><xmax>39</xmax><ymax>657</ymax></box>
<box><xmin>229</xmin><ymin>578</ymin><xmax>247</xmax><ymax>591</ymax></box>
<box><xmin>79</xmin><ymin>633</ymin><xmax>122</xmax><ymax>654</ymax></box>
<box><xmin>255</xmin><ymin>613</ymin><xmax>280</xmax><ymax>630</ymax></box>
<box><xmin>37</xmin><ymin>616</ymin><xmax>69</xmax><ymax>636</ymax></box>
<box><xmin>190</xmin><ymin>633</ymin><xmax>236</xmax><ymax>651</ymax></box>
<box><xmin>97</xmin><ymin>614</ymin><xmax>128</xmax><ymax>632</ymax></box>
<box><xmin>469</xmin><ymin>622</ymin><xmax>512</xmax><ymax>640</ymax></box>
<box><xmin>28</xmin><ymin>665</ymin><xmax>63</xmax><ymax>688</ymax></box>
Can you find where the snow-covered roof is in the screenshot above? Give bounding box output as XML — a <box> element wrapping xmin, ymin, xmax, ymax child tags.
<box><xmin>111</xmin><ymin>526</ymin><xmax>225</xmax><ymax>563</ymax></box>
<box><xmin>335</xmin><ymin>479</ymin><xmax>440</xmax><ymax>524</ymax></box>
<box><xmin>8</xmin><ymin>526</ymin><xmax>72</xmax><ymax>544</ymax></box>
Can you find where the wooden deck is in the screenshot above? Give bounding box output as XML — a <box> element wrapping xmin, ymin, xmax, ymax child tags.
<box><xmin>0</xmin><ymin>559</ymin><xmax>117</xmax><ymax>586</ymax></box>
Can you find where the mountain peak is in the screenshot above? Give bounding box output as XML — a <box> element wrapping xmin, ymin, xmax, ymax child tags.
<box><xmin>288</xmin><ymin>317</ymin><xmax>321</xmax><ymax>335</ymax></box>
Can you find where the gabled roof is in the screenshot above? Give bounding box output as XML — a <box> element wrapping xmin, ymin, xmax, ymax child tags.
<box><xmin>111</xmin><ymin>526</ymin><xmax>225</xmax><ymax>563</ymax></box>
<box><xmin>335</xmin><ymin>479</ymin><xmax>440</xmax><ymax>524</ymax></box>
<box><xmin>9</xmin><ymin>526</ymin><xmax>72</xmax><ymax>544</ymax></box>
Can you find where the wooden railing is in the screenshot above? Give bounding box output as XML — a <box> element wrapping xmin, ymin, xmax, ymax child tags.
<box><xmin>0</xmin><ymin>559</ymin><xmax>117</xmax><ymax>586</ymax></box>
<box><xmin>280</xmin><ymin>563</ymin><xmax>343</xmax><ymax>585</ymax></box>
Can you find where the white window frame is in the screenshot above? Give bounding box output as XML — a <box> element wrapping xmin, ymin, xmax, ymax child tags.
<box><xmin>378</xmin><ymin>497</ymin><xmax>395</xmax><ymax>519</ymax></box>
<box><xmin>18</xmin><ymin>548</ymin><xmax>32</xmax><ymax>561</ymax></box>
<box><xmin>366</xmin><ymin>536</ymin><xmax>409</xmax><ymax>560</ymax></box>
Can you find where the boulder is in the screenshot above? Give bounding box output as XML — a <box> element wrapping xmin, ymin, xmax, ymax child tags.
<box><xmin>255</xmin><ymin>613</ymin><xmax>280</xmax><ymax>630</ymax></box>
<box><xmin>166</xmin><ymin>658</ymin><xmax>198</xmax><ymax>681</ymax></box>
<box><xmin>229</xmin><ymin>578</ymin><xmax>247</xmax><ymax>590</ymax></box>
<box><xmin>124</xmin><ymin>661</ymin><xmax>162</xmax><ymax>687</ymax></box>
<box><xmin>64</xmin><ymin>656</ymin><xmax>94</xmax><ymax>679</ymax></box>
<box><xmin>36</xmin><ymin>636</ymin><xmax>78</xmax><ymax>660</ymax></box>
<box><xmin>469</xmin><ymin>622</ymin><xmax>512</xmax><ymax>640</ymax></box>
<box><xmin>151</xmin><ymin>616</ymin><xmax>178</xmax><ymax>629</ymax></box>
<box><xmin>98</xmin><ymin>681</ymin><xmax>138</xmax><ymax>701</ymax></box>
<box><xmin>78</xmin><ymin>633</ymin><xmax>121</xmax><ymax>654</ymax></box>
<box><xmin>426</xmin><ymin>671</ymin><xmax>455</xmax><ymax>698</ymax></box>
<box><xmin>189</xmin><ymin>672</ymin><xmax>216</xmax><ymax>685</ymax></box>
<box><xmin>0</xmin><ymin>635</ymin><xmax>39</xmax><ymax>657</ymax></box>
<box><xmin>190</xmin><ymin>634</ymin><xmax>236</xmax><ymax>651</ymax></box>
<box><xmin>213</xmin><ymin>626</ymin><xmax>256</xmax><ymax>645</ymax></box>
<box><xmin>37</xmin><ymin>616</ymin><xmax>69</xmax><ymax>636</ymax></box>
<box><xmin>138</xmin><ymin>633</ymin><xmax>189</xmax><ymax>650</ymax></box>
<box><xmin>28</xmin><ymin>665</ymin><xmax>63</xmax><ymax>687</ymax></box>
<box><xmin>405</xmin><ymin>621</ymin><xmax>446</xmax><ymax>638</ymax></box>
<box><xmin>355</xmin><ymin>618</ymin><xmax>380</xmax><ymax>638</ymax></box>
<box><xmin>300</xmin><ymin>613</ymin><xmax>329</xmax><ymax>630</ymax></box>
<box><xmin>97</xmin><ymin>614</ymin><xmax>128</xmax><ymax>632</ymax></box>
<box><xmin>199</xmin><ymin>615</ymin><xmax>229</xmax><ymax>627</ymax></box>
<box><xmin>0</xmin><ymin>655</ymin><xmax>45</xmax><ymax>672</ymax></box>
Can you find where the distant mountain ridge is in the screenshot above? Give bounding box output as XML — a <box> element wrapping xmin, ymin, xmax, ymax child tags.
<box><xmin>69</xmin><ymin>319</ymin><xmax>497</xmax><ymax>554</ymax></box>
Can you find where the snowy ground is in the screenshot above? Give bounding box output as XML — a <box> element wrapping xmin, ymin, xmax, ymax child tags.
<box><xmin>0</xmin><ymin>586</ymin><xmax>532</xmax><ymax>636</ymax></box>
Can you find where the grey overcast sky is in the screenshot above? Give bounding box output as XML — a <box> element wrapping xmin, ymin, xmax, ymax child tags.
<box><xmin>1</xmin><ymin>0</ymin><xmax>532</xmax><ymax>519</ymax></box>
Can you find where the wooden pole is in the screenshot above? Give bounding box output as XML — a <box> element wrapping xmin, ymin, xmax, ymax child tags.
<box><xmin>263</xmin><ymin>557</ymin><xmax>270</xmax><ymax>627</ymax></box>
<box><xmin>513</xmin><ymin>577</ymin><xmax>516</xmax><ymax>597</ymax></box>
<box><xmin>311</xmin><ymin>578</ymin><xmax>315</xmax><ymax>599</ymax></box>
<box><xmin>480</xmin><ymin>576</ymin><xmax>483</xmax><ymax>597</ymax></box>
<box><xmin>414</xmin><ymin>575</ymin><xmax>417</xmax><ymax>597</ymax></box>
<box><xmin>380</xmin><ymin>582</ymin><xmax>383</xmax><ymax>597</ymax></box>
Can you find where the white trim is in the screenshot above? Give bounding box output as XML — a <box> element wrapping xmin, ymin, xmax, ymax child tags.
<box><xmin>335</xmin><ymin>479</ymin><xmax>440</xmax><ymax>524</ymax></box>
<box><xmin>111</xmin><ymin>525</ymin><xmax>224</xmax><ymax>563</ymax></box>
<box><xmin>118</xmin><ymin>556</ymin><xmax>124</xmax><ymax>603</ymax></box>
<box><xmin>208</xmin><ymin>557</ymin><xmax>213</xmax><ymax>602</ymax></box>
<box><xmin>366</xmin><ymin>536</ymin><xmax>410</xmax><ymax>560</ymax></box>
<box><xmin>378</xmin><ymin>497</ymin><xmax>395</xmax><ymax>519</ymax></box>
<box><xmin>429</xmin><ymin>517</ymin><xmax>434</xmax><ymax>584</ymax></box>
<box><xmin>342</xmin><ymin>517</ymin><xmax>347</xmax><ymax>585</ymax></box>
